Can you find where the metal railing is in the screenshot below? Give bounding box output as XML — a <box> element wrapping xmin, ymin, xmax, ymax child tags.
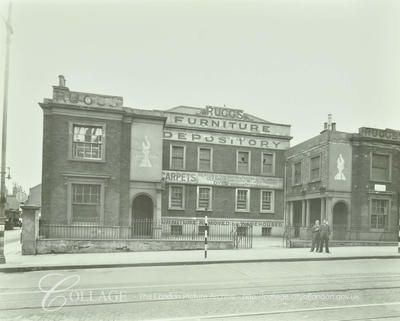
<box><xmin>38</xmin><ymin>218</ymin><xmax>253</xmax><ymax>245</ymax></box>
<box><xmin>283</xmin><ymin>224</ymin><xmax>398</xmax><ymax>243</ymax></box>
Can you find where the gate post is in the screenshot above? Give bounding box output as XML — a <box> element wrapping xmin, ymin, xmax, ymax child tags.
<box><xmin>21</xmin><ymin>205</ymin><xmax>40</xmax><ymax>255</ymax></box>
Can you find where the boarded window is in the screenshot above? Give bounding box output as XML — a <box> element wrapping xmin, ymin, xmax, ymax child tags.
<box><xmin>371</xmin><ymin>154</ymin><xmax>390</xmax><ymax>181</ymax></box>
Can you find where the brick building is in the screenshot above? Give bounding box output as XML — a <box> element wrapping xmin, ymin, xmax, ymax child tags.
<box><xmin>285</xmin><ymin>117</ymin><xmax>399</xmax><ymax>241</ymax></box>
<box><xmin>39</xmin><ymin>76</ymin><xmax>291</xmax><ymax>238</ymax></box>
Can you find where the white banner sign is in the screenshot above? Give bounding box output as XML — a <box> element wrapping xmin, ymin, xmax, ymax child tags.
<box><xmin>163</xmin><ymin>170</ymin><xmax>283</xmax><ymax>189</ymax></box>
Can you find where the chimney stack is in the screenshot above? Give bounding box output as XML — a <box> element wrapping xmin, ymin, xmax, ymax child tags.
<box><xmin>328</xmin><ymin>114</ymin><xmax>332</xmax><ymax>130</ymax></box>
<box><xmin>58</xmin><ymin>75</ymin><xmax>66</xmax><ymax>87</ymax></box>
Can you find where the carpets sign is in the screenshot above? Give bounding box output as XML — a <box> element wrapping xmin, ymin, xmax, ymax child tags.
<box><xmin>163</xmin><ymin>170</ymin><xmax>283</xmax><ymax>189</ymax></box>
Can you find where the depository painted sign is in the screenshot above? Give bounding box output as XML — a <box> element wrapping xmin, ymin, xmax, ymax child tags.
<box><xmin>163</xmin><ymin>128</ymin><xmax>289</xmax><ymax>149</ymax></box>
<box><xmin>163</xmin><ymin>170</ymin><xmax>283</xmax><ymax>189</ymax></box>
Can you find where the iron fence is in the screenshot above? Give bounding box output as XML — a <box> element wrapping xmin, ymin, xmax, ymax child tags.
<box><xmin>38</xmin><ymin>218</ymin><xmax>254</xmax><ymax>246</ymax></box>
<box><xmin>283</xmin><ymin>224</ymin><xmax>398</xmax><ymax>244</ymax></box>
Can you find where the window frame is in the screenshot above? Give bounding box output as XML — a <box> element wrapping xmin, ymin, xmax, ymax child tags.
<box><xmin>261</xmin><ymin>152</ymin><xmax>275</xmax><ymax>176</ymax></box>
<box><xmin>235</xmin><ymin>188</ymin><xmax>250</xmax><ymax>212</ymax></box>
<box><xmin>197</xmin><ymin>147</ymin><xmax>213</xmax><ymax>172</ymax></box>
<box><xmin>260</xmin><ymin>190</ymin><xmax>275</xmax><ymax>213</ymax></box>
<box><xmin>236</xmin><ymin>150</ymin><xmax>251</xmax><ymax>174</ymax></box>
<box><xmin>168</xmin><ymin>184</ymin><xmax>185</xmax><ymax>210</ymax></box>
<box><xmin>292</xmin><ymin>161</ymin><xmax>302</xmax><ymax>185</ymax></box>
<box><xmin>369</xmin><ymin>197</ymin><xmax>391</xmax><ymax>231</ymax></box>
<box><xmin>370</xmin><ymin>152</ymin><xmax>392</xmax><ymax>183</ymax></box>
<box><xmin>169</xmin><ymin>144</ymin><xmax>186</xmax><ymax>170</ymax></box>
<box><xmin>310</xmin><ymin>154</ymin><xmax>322</xmax><ymax>182</ymax></box>
<box><xmin>69</xmin><ymin>122</ymin><xmax>106</xmax><ymax>162</ymax></box>
<box><xmin>66</xmin><ymin>177</ymin><xmax>106</xmax><ymax>225</ymax></box>
<box><xmin>196</xmin><ymin>186</ymin><xmax>213</xmax><ymax>211</ymax></box>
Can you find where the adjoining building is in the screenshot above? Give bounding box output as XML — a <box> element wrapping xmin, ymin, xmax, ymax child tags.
<box><xmin>39</xmin><ymin>76</ymin><xmax>291</xmax><ymax>241</ymax></box>
<box><xmin>285</xmin><ymin>117</ymin><xmax>399</xmax><ymax>242</ymax></box>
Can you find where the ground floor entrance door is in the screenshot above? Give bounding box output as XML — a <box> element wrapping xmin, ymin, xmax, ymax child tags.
<box><xmin>332</xmin><ymin>201</ymin><xmax>348</xmax><ymax>240</ymax></box>
<box><xmin>132</xmin><ymin>194</ymin><xmax>153</xmax><ymax>238</ymax></box>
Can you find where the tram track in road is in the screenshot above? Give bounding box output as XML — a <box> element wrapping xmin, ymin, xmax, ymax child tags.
<box><xmin>0</xmin><ymin>280</ymin><xmax>399</xmax><ymax>312</ymax></box>
<box><xmin>146</xmin><ymin>301</ymin><xmax>400</xmax><ymax>321</ymax></box>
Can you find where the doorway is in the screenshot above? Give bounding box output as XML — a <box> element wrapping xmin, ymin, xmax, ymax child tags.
<box><xmin>132</xmin><ymin>194</ymin><xmax>153</xmax><ymax>238</ymax></box>
<box><xmin>332</xmin><ymin>201</ymin><xmax>348</xmax><ymax>240</ymax></box>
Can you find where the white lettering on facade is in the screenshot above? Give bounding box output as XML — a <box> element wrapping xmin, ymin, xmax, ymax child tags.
<box><xmin>163</xmin><ymin>129</ymin><xmax>289</xmax><ymax>150</ymax></box>
<box><xmin>163</xmin><ymin>170</ymin><xmax>283</xmax><ymax>189</ymax></box>
<box><xmin>166</xmin><ymin>114</ymin><xmax>290</xmax><ymax>136</ymax></box>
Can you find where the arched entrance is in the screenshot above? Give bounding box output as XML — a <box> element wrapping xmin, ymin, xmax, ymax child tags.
<box><xmin>132</xmin><ymin>194</ymin><xmax>153</xmax><ymax>238</ymax></box>
<box><xmin>332</xmin><ymin>201</ymin><xmax>348</xmax><ymax>240</ymax></box>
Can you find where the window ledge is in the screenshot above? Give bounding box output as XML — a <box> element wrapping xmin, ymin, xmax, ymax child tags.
<box><xmin>168</xmin><ymin>207</ymin><xmax>185</xmax><ymax>211</ymax></box>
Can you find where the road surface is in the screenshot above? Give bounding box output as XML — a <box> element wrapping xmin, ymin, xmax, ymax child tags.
<box><xmin>1</xmin><ymin>259</ymin><xmax>400</xmax><ymax>320</ymax></box>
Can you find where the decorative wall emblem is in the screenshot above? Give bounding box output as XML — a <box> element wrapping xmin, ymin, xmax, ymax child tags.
<box><xmin>139</xmin><ymin>136</ymin><xmax>152</xmax><ymax>167</ymax></box>
<box><xmin>334</xmin><ymin>154</ymin><xmax>346</xmax><ymax>181</ymax></box>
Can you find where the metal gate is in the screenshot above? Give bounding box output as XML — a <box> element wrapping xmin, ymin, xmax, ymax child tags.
<box><xmin>231</xmin><ymin>224</ymin><xmax>253</xmax><ymax>249</ymax></box>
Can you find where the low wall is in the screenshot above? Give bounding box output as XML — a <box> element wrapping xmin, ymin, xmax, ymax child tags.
<box><xmin>36</xmin><ymin>239</ymin><xmax>233</xmax><ymax>254</ymax></box>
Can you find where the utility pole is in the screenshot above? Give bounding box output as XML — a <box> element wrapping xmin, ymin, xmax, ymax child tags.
<box><xmin>0</xmin><ymin>2</ymin><xmax>13</xmax><ymax>264</ymax></box>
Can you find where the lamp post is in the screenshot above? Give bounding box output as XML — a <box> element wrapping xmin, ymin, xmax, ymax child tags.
<box><xmin>0</xmin><ymin>2</ymin><xmax>13</xmax><ymax>264</ymax></box>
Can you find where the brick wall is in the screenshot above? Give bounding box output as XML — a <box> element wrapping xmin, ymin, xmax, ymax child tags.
<box><xmin>41</xmin><ymin>111</ymin><xmax>129</xmax><ymax>225</ymax></box>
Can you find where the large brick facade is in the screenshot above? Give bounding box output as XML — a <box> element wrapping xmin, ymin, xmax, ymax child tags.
<box><xmin>285</xmin><ymin>121</ymin><xmax>400</xmax><ymax>241</ymax></box>
<box><xmin>39</xmin><ymin>77</ymin><xmax>291</xmax><ymax>237</ymax></box>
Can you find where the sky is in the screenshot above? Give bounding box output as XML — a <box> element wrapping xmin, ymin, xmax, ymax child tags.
<box><xmin>0</xmin><ymin>0</ymin><xmax>399</xmax><ymax>193</ymax></box>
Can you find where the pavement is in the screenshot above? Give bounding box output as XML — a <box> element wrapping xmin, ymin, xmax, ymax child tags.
<box><xmin>1</xmin><ymin>229</ymin><xmax>399</xmax><ymax>273</ymax></box>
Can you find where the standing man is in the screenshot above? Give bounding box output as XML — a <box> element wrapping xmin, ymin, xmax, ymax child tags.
<box><xmin>319</xmin><ymin>219</ymin><xmax>331</xmax><ymax>253</ymax></box>
<box><xmin>310</xmin><ymin>220</ymin><xmax>320</xmax><ymax>252</ymax></box>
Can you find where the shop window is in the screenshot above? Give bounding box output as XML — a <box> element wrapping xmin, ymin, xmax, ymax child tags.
<box><xmin>371</xmin><ymin>153</ymin><xmax>390</xmax><ymax>181</ymax></box>
<box><xmin>72</xmin><ymin>125</ymin><xmax>104</xmax><ymax>160</ymax></box>
<box><xmin>370</xmin><ymin>199</ymin><xmax>389</xmax><ymax>229</ymax></box>
<box><xmin>170</xmin><ymin>145</ymin><xmax>185</xmax><ymax>169</ymax></box>
<box><xmin>237</xmin><ymin>151</ymin><xmax>250</xmax><ymax>173</ymax></box>
<box><xmin>198</xmin><ymin>148</ymin><xmax>212</xmax><ymax>171</ymax></box>
<box><xmin>72</xmin><ymin>183</ymin><xmax>101</xmax><ymax>223</ymax></box>
<box><xmin>169</xmin><ymin>185</ymin><xmax>185</xmax><ymax>209</ymax></box>
<box><xmin>236</xmin><ymin>189</ymin><xmax>250</xmax><ymax>212</ymax></box>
